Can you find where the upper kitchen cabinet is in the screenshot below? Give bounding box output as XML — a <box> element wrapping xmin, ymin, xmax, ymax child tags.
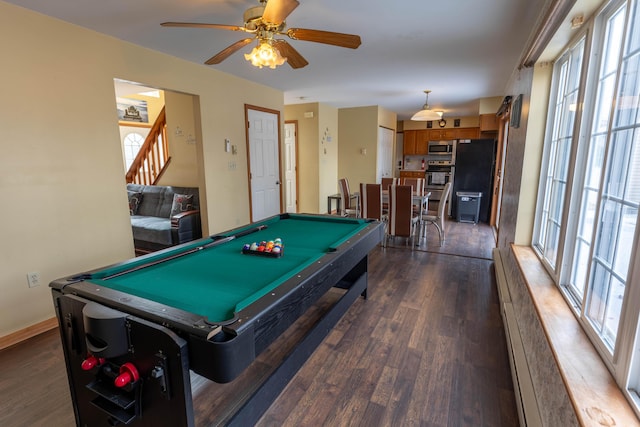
<box><xmin>457</xmin><ymin>127</ymin><xmax>480</xmax><ymax>139</ymax></box>
<box><xmin>428</xmin><ymin>128</ymin><xmax>456</xmax><ymax>140</ymax></box>
<box><xmin>403</xmin><ymin>126</ymin><xmax>481</xmax><ymax>155</ymax></box>
<box><xmin>428</xmin><ymin>127</ymin><xmax>479</xmax><ymax>140</ymax></box>
<box><xmin>403</xmin><ymin>130</ymin><xmax>429</xmax><ymax>155</ymax></box>
<box><xmin>403</xmin><ymin>130</ymin><xmax>417</xmax><ymax>154</ymax></box>
<box><xmin>479</xmin><ymin>114</ymin><xmax>499</xmax><ymax>132</ymax></box>
<box><xmin>415</xmin><ymin>130</ymin><xmax>429</xmax><ymax>154</ymax></box>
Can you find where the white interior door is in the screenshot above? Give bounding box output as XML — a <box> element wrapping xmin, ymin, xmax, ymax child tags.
<box><xmin>284</xmin><ymin>122</ymin><xmax>298</xmax><ymax>213</ymax></box>
<box><xmin>247</xmin><ymin>108</ymin><xmax>281</xmax><ymax>222</ymax></box>
<box><xmin>377</xmin><ymin>126</ymin><xmax>394</xmax><ymax>182</ymax></box>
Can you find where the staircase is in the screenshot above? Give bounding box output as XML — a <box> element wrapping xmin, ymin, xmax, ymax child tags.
<box><xmin>125</xmin><ymin>107</ymin><xmax>171</xmax><ymax>184</ymax></box>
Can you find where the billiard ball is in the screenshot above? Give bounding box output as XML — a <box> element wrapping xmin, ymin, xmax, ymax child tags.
<box><xmin>272</xmin><ymin>246</ymin><xmax>281</xmax><ymax>254</ymax></box>
<box><xmin>250</xmin><ymin>243</ymin><xmax>258</xmax><ymax>251</ymax></box>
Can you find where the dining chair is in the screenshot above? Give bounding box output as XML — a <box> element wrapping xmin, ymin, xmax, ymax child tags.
<box><xmin>421</xmin><ymin>181</ymin><xmax>452</xmax><ymax>246</ymax></box>
<box><xmin>385</xmin><ymin>184</ymin><xmax>419</xmax><ymax>248</ymax></box>
<box><xmin>338</xmin><ymin>178</ymin><xmax>359</xmax><ymax>217</ymax></box>
<box><xmin>402</xmin><ymin>177</ymin><xmax>426</xmax><ymax>215</ymax></box>
<box><xmin>359</xmin><ymin>183</ymin><xmax>385</xmax><ymax>221</ymax></box>
<box><xmin>380</xmin><ymin>177</ymin><xmax>396</xmax><ymax>214</ymax></box>
<box><xmin>381</xmin><ymin>177</ymin><xmax>397</xmax><ymax>192</ymax></box>
<box><xmin>401</xmin><ymin>178</ymin><xmax>424</xmax><ymax>194</ymax></box>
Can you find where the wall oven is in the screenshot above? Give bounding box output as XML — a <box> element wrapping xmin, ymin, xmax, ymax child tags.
<box><xmin>425</xmin><ymin>159</ymin><xmax>455</xmax><ymax>215</ymax></box>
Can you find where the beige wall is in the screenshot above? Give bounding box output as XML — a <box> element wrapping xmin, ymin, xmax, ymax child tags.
<box><xmin>284</xmin><ymin>103</ymin><xmax>320</xmax><ymax>213</ymax></box>
<box><xmin>283</xmin><ymin>103</ymin><xmax>339</xmax><ymax>214</ymax></box>
<box><xmin>339</xmin><ymin>106</ymin><xmax>378</xmax><ymax>188</ymax></box>
<box><xmin>0</xmin><ymin>1</ymin><xmax>283</xmax><ymax>337</ymax></box>
<box><xmin>479</xmin><ymin>96</ymin><xmax>504</xmax><ymax>114</ymax></box>
<box><xmin>338</xmin><ymin>106</ymin><xmax>397</xmax><ymax>189</ymax></box>
<box><xmin>318</xmin><ymin>104</ymin><xmax>339</xmax><ymax>213</ymax></box>
<box><xmin>157</xmin><ymin>91</ymin><xmax>200</xmax><ymax>188</ymax></box>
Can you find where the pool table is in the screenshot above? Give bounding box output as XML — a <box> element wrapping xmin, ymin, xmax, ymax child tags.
<box><xmin>51</xmin><ymin>213</ymin><xmax>383</xmax><ymax>426</ymax></box>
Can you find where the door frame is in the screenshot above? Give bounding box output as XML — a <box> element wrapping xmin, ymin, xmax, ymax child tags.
<box><xmin>376</xmin><ymin>126</ymin><xmax>395</xmax><ymax>183</ymax></box>
<box><xmin>490</xmin><ymin>109</ymin><xmax>511</xmax><ymax>232</ymax></box>
<box><xmin>284</xmin><ymin>120</ymin><xmax>299</xmax><ymax>213</ymax></box>
<box><xmin>244</xmin><ymin>104</ymin><xmax>283</xmax><ymax>222</ymax></box>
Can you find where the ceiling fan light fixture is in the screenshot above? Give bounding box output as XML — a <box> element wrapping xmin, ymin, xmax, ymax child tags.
<box><xmin>162</xmin><ymin>0</ymin><xmax>359</xmax><ymax>69</ymax></box>
<box><xmin>244</xmin><ymin>39</ymin><xmax>287</xmax><ymax>69</ymax></box>
<box><xmin>411</xmin><ymin>90</ymin><xmax>443</xmax><ymax>121</ymax></box>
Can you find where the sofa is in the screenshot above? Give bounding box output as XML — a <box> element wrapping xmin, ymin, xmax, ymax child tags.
<box><xmin>126</xmin><ymin>184</ymin><xmax>202</xmax><ymax>253</ymax></box>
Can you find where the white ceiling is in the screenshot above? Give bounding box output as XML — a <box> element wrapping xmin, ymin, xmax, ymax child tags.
<box><xmin>8</xmin><ymin>0</ymin><xmax>550</xmax><ymax>119</ymax></box>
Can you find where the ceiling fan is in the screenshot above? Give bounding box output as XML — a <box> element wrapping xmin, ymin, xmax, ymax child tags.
<box><xmin>161</xmin><ymin>0</ymin><xmax>361</xmax><ymax>69</ymax></box>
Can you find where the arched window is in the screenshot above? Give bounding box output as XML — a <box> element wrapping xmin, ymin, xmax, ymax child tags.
<box><xmin>123</xmin><ymin>132</ymin><xmax>144</xmax><ymax>171</ymax></box>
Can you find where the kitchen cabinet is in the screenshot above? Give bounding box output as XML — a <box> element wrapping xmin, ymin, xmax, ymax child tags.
<box><xmin>405</xmin><ymin>128</ymin><xmax>480</xmax><ymax>154</ymax></box>
<box><xmin>400</xmin><ymin>170</ymin><xmax>425</xmax><ymax>179</ymax></box>
<box><xmin>428</xmin><ymin>129</ymin><xmax>456</xmax><ymax>140</ymax></box>
<box><xmin>415</xmin><ymin>130</ymin><xmax>429</xmax><ymax>154</ymax></box>
<box><xmin>479</xmin><ymin>114</ymin><xmax>499</xmax><ymax>132</ymax></box>
<box><xmin>428</xmin><ymin>127</ymin><xmax>479</xmax><ymax>140</ymax></box>
<box><xmin>457</xmin><ymin>127</ymin><xmax>480</xmax><ymax>139</ymax></box>
<box><xmin>403</xmin><ymin>130</ymin><xmax>429</xmax><ymax>155</ymax></box>
<box><xmin>403</xmin><ymin>130</ymin><xmax>417</xmax><ymax>154</ymax></box>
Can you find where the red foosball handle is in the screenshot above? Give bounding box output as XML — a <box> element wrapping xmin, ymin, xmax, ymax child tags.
<box><xmin>81</xmin><ymin>355</ymin><xmax>104</xmax><ymax>371</ymax></box>
<box><xmin>114</xmin><ymin>362</ymin><xmax>140</xmax><ymax>388</ymax></box>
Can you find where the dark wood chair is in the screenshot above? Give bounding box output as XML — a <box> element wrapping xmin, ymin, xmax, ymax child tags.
<box><xmin>338</xmin><ymin>178</ymin><xmax>359</xmax><ymax>217</ymax></box>
<box><xmin>402</xmin><ymin>177</ymin><xmax>426</xmax><ymax>215</ymax></box>
<box><xmin>381</xmin><ymin>177</ymin><xmax>397</xmax><ymax>213</ymax></box>
<box><xmin>385</xmin><ymin>184</ymin><xmax>419</xmax><ymax>248</ymax></box>
<box><xmin>360</xmin><ymin>183</ymin><xmax>385</xmax><ymax>222</ymax></box>
<box><xmin>381</xmin><ymin>177</ymin><xmax>397</xmax><ymax>192</ymax></box>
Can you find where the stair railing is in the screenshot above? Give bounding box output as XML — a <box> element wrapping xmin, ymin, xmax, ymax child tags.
<box><xmin>125</xmin><ymin>107</ymin><xmax>170</xmax><ymax>184</ymax></box>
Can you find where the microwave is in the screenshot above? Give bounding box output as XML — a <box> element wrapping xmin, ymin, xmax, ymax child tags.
<box><xmin>427</xmin><ymin>140</ymin><xmax>454</xmax><ymax>155</ymax></box>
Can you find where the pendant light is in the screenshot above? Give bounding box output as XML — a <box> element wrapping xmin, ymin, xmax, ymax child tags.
<box><xmin>411</xmin><ymin>90</ymin><xmax>444</xmax><ymax>121</ymax></box>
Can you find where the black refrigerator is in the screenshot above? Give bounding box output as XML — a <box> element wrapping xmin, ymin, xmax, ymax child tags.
<box><xmin>452</xmin><ymin>139</ymin><xmax>496</xmax><ymax>223</ymax></box>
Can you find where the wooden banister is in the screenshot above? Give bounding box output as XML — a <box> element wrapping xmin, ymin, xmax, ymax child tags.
<box><xmin>125</xmin><ymin>107</ymin><xmax>171</xmax><ymax>184</ymax></box>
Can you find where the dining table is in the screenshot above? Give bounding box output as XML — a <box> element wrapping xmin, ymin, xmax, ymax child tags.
<box><xmin>382</xmin><ymin>190</ymin><xmax>431</xmax><ymax>217</ymax></box>
<box><xmin>327</xmin><ymin>192</ymin><xmax>360</xmax><ymax>216</ymax></box>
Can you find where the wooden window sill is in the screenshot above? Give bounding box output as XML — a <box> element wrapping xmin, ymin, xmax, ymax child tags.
<box><xmin>511</xmin><ymin>244</ymin><xmax>639</xmax><ymax>426</ymax></box>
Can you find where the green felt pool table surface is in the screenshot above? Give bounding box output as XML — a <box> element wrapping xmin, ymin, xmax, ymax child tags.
<box><xmin>88</xmin><ymin>214</ymin><xmax>371</xmax><ymax>322</ymax></box>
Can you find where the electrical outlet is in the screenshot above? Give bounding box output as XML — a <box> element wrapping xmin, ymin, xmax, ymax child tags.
<box><xmin>27</xmin><ymin>271</ymin><xmax>40</xmax><ymax>288</ymax></box>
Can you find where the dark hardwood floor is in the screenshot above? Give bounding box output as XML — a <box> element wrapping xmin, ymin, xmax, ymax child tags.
<box><xmin>0</xmin><ymin>219</ymin><xmax>518</xmax><ymax>427</ymax></box>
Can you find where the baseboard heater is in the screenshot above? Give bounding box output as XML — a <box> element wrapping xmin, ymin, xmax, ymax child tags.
<box><xmin>493</xmin><ymin>249</ymin><xmax>543</xmax><ymax>427</ymax></box>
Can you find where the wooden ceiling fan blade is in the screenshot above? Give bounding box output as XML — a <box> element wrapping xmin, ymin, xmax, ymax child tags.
<box><xmin>286</xmin><ymin>28</ymin><xmax>361</xmax><ymax>49</ymax></box>
<box><xmin>161</xmin><ymin>22</ymin><xmax>246</xmax><ymax>32</ymax></box>
<box><xmin>262</xmin><ymin>0</ymin><xmax>300</xmax><ymax>25</ymax></box>
<box><xmin>205</xmin><ymin>38</ymin><xmax>254</xmax><ymax>65</ymax></box>
<box><xmin>273</xmin><ymin>40</ymin><xmax>309</xmax><ymax>69</ymax></box>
